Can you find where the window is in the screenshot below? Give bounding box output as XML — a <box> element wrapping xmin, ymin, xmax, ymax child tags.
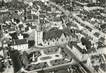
<box><xmin>44</xmin><ymin>41</ymin><xmax>46</xmax><ymax>44</ymax></box>
<box><xmin>56</xmin><ymin>38</ymin><xmax>58</xmax><ymax>41</ymax></box>
<box><xmin>48</xmin><ymin>42</ymin><xmax>50</xmax><ymax>45</ymax></box>
<box><xmin>27</xmin><ymin>15</ymin><xmax>32</xmax><ymax>20</ymax></box>
<box><xmin>61</xmin><ymin>39</ymin><xmax>64</xmax><ymax>41</ymax></box>
<box><xmin>53</xmin><ymin>39</ymin><xmax>55</xmax><ymax>42</ymax></box>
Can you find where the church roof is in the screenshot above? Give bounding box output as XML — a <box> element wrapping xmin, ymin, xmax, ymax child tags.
<box><xmin>43</xmin><ymin>27</ymin><xmax>71</xmax><ymax>41</ymax></box>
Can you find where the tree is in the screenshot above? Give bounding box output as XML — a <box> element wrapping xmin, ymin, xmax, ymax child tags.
<box><xmin>0</xmin><ymin>61</ymin><xmax>5</xmax><ymax>72</ymax></box>
<box><xmin>9</xmin><ymin>50</ymin><xmax>23</xmax><ymax>72</ymax></box>
<box><xmin>22</xmin><ymin>34</ymin><xmax>29</xmax><ymax>38</ymax></box>
<box><xmin>81</xmin><ymin>37</ymin><xmax>91</xmax><ymax>50</ymax></box>
<box><xmin>28</xmin><ymin>40</ymin><xmax>35</xmax><ymax>48</ymax></box>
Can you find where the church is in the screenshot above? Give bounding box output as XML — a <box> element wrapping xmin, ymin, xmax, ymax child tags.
<box><xmin>34</xmin><ymin>27</ymin><xmax>78</xmax><ymax>47</ymax></box>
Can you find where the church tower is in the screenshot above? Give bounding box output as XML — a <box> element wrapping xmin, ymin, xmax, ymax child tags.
<box><xmin>34</xmin><ymin>9</ymin><xmax>43</xmax><ymax>47</ymax></box>
<box><xmin>35</xmin><ymin>25</ymin><xmax>43</xmax><ymax>46</ymax></box>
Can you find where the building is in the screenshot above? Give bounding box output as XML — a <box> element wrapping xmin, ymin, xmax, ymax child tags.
<box><xmin>35</xmin><ymin>28</ymin><xmax>43</xmax><ymax>46</ymax></box>
<box><xmin>34</xmin><ymin>27</ymin><xmax>78</xmax><ymax>47</ymax></box>
<box><xmin>10</xmin><ymin>39</ymin><xmax>28</xmax><ymax>51</ymax></box>
<box><xmin>4</xmin><ymin>0</ymin><xmax>12</xmax><ymax>3</ymax></box>
<box><xmin>0</xmin><ymin>0</ymin><xmax>12</xmax><ymax>2</ymax></box>
<box><xmin>75</xmin><ymin>0</ymin><xmax>102</xmax><ymax>3</ymax></box>
<box><xmin>0</xmin><ymin>47</ymin><xmax>4</xmax><ymax>60</ymax></box>
<box><xmin>25</xmin><ymin>6</ymin><xmax>39</xmax><ymax>23</ymax></box>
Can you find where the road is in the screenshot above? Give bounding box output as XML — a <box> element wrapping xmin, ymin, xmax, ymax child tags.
<box><xmin>72</xmin><ymin>19</ymin><xmax>98</xmax><ymax>43</ymax></box>
<box><xmin>48</xmin><ymin>1</ymin><xmax>96</xmax><ymax>73</ymax></box>
<box><xmin>72</xmin><ymin>13</ymin><xmax>105</xmax><ymax>38</ymax></box>
<box><xmin>66</xmin><ymin>45</ymin><xmax>93</xmax><ymax>73</ymax></box>
<box><xmin>49</xmin><ymin>1</ymin><xmax>106</xmax><ymax>44</ymax></box>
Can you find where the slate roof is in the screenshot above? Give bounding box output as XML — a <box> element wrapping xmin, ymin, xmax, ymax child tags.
<box><xmin>53</xmin><ymin>17</ymin><xmax>61</xmax><ymax>22</ymax></box>
<box><xmin>30</xmin><ymin>26</ymin><xmax>36</xmax><ymax>29</ymax></box>
<box><xmin>43</xmin><ymin>27</ymin><xmax>71</xmax><ymax>41</ymax></box>
<box><xmin>100</xmin><ymin>24</ymin><xmax>106</xmax><ymax>29</ymax></box>
<box><xmin>39</xmin><ymin>14</ymin><xmax>45</xmax><ymax>18</ymax></box>
<box><xmin>55</xmin><ymin>69</ymin><xmax>69</xmax><ymax>73</ymax></box>
<box><xmin>33</xmin><ymin>15</ymin><xmax>38</xmax><ymax>19</ymax></box>
<box><xmin>8</xmin><ymin>27</ymin><xmax>16</xmax><ymax>32</ymax></box>
<box><xmin>10</xmin><ymin>39</ymin><xmax>28</xmax><ymax>45</ymax></box>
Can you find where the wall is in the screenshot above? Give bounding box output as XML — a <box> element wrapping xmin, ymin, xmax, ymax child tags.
<box><xmin>11</xmin><ymin>44</ymin><xmax>28</xmax><ymax>51</ymax></box>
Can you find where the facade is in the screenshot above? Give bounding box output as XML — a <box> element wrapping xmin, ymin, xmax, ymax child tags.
<box><xmin>4</xmin><ymin>0</ymin><xmax>12</xmax><ymax>3</ymax></box>
<box><xmin>75</xmin><ymin>0</ymin><xmax>102</xmax><ymax>3</ymax></box>
<box><xmin>35</xmin><ymin>30</ymin><xmax>43</xmax><ymax>46</ymax></box>
<box><xmin>10</xmin><ymin>39</ymin><xmax>28</xmax><ymax>51</ymax></box>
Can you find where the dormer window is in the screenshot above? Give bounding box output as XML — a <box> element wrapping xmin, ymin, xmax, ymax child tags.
<box><xmin>48</xmin><ymin>42</ymin><xmax>50</xmax><ymax>45</ymax></box>
<box><xmin>61</xmin><ymin>39</ymin><xmax>64</xmax><ymax>41</ymax></box>
<box><xmin>53</xmin><ymin>39</ymin><xmax>55</xmax><ymax>42</ymax></box>
<box><xmin>18</xmin><ymin>34</ymin><xmax>23</xmax><ymax>39</ymax></box>
<box><xmin>56</xmin><ymin>38</ymin><xmax>58</xmax><ymax>41</ymax></box>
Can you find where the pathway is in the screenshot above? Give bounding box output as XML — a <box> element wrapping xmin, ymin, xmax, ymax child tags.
<box><xmin>30</xmin><ymin>48</ymin><xmax>70</xmax><ymax>67</ymax></box>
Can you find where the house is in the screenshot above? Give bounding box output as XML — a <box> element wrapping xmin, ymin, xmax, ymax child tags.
<box><xmin>0</xmin><ymin>47</ymin><xmax>4</xmax><ymax>60</ymax></box>
<box><xmin>52</xmin><ymin>17</ymin><xmax>62</xmax><ymax>26</ymax></box>
<box><xmin>8</xmin><ymin>27</ymin><xmax>16</xmax><ymax>33</ymax></box>
<box><xmin>76</xmin><ymin>0</ymin><xmax>100</xmax><ymax>3</ymax></box>
<box><xmin>2</xmin><ymin>40</ymin><xmax>10</xmax><ymax>47</ymax></box>
<box><xmin>4</xmin><ymin>0</ymin><xmax>12</xmax><ymax>3</ymax></box>
<box><xmin>9</xmin><ymin>33</ymin><xmax>28</xmax><ymax>50</ymax></box>
<box><xmin>2</xmin><ymin>33</ymin><xmax>12</xmax><ymax>47</ymax></box>
<box><xmin>10</xmin><ymin>39</ymin><xmax>28</xmax><ymax>51</ymax></box>
<box><xmin>25</xmin><ymin>7</ymin><xmax>39</xmax><ymax>23</ymax></box>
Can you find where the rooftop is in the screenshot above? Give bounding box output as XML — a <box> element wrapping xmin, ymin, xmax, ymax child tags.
<box><xmin>10</xmin><ymin>39</ymin><xmax>28</xmax><ymax>45</ymax></box>
<box><xmin>43</xmin><ymin>27</ymin><xmax>71</xmax><ymax>40</ymax></box>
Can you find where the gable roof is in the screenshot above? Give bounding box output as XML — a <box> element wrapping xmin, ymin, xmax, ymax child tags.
<box><xmin>43</xmin><ymin>27</ymin><xmax>71</xmax><ymax>41</ymax></box>
<box><xmin>10</xmin><ymin>39</ymin><xmax>28</xmax><ymax>45</ymax></box>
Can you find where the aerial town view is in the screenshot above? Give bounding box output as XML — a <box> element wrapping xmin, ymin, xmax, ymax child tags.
<box><xmin>0</xmin><ymin>0</ymin><xmax>106</xmax><ymax>73</ymax></box>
